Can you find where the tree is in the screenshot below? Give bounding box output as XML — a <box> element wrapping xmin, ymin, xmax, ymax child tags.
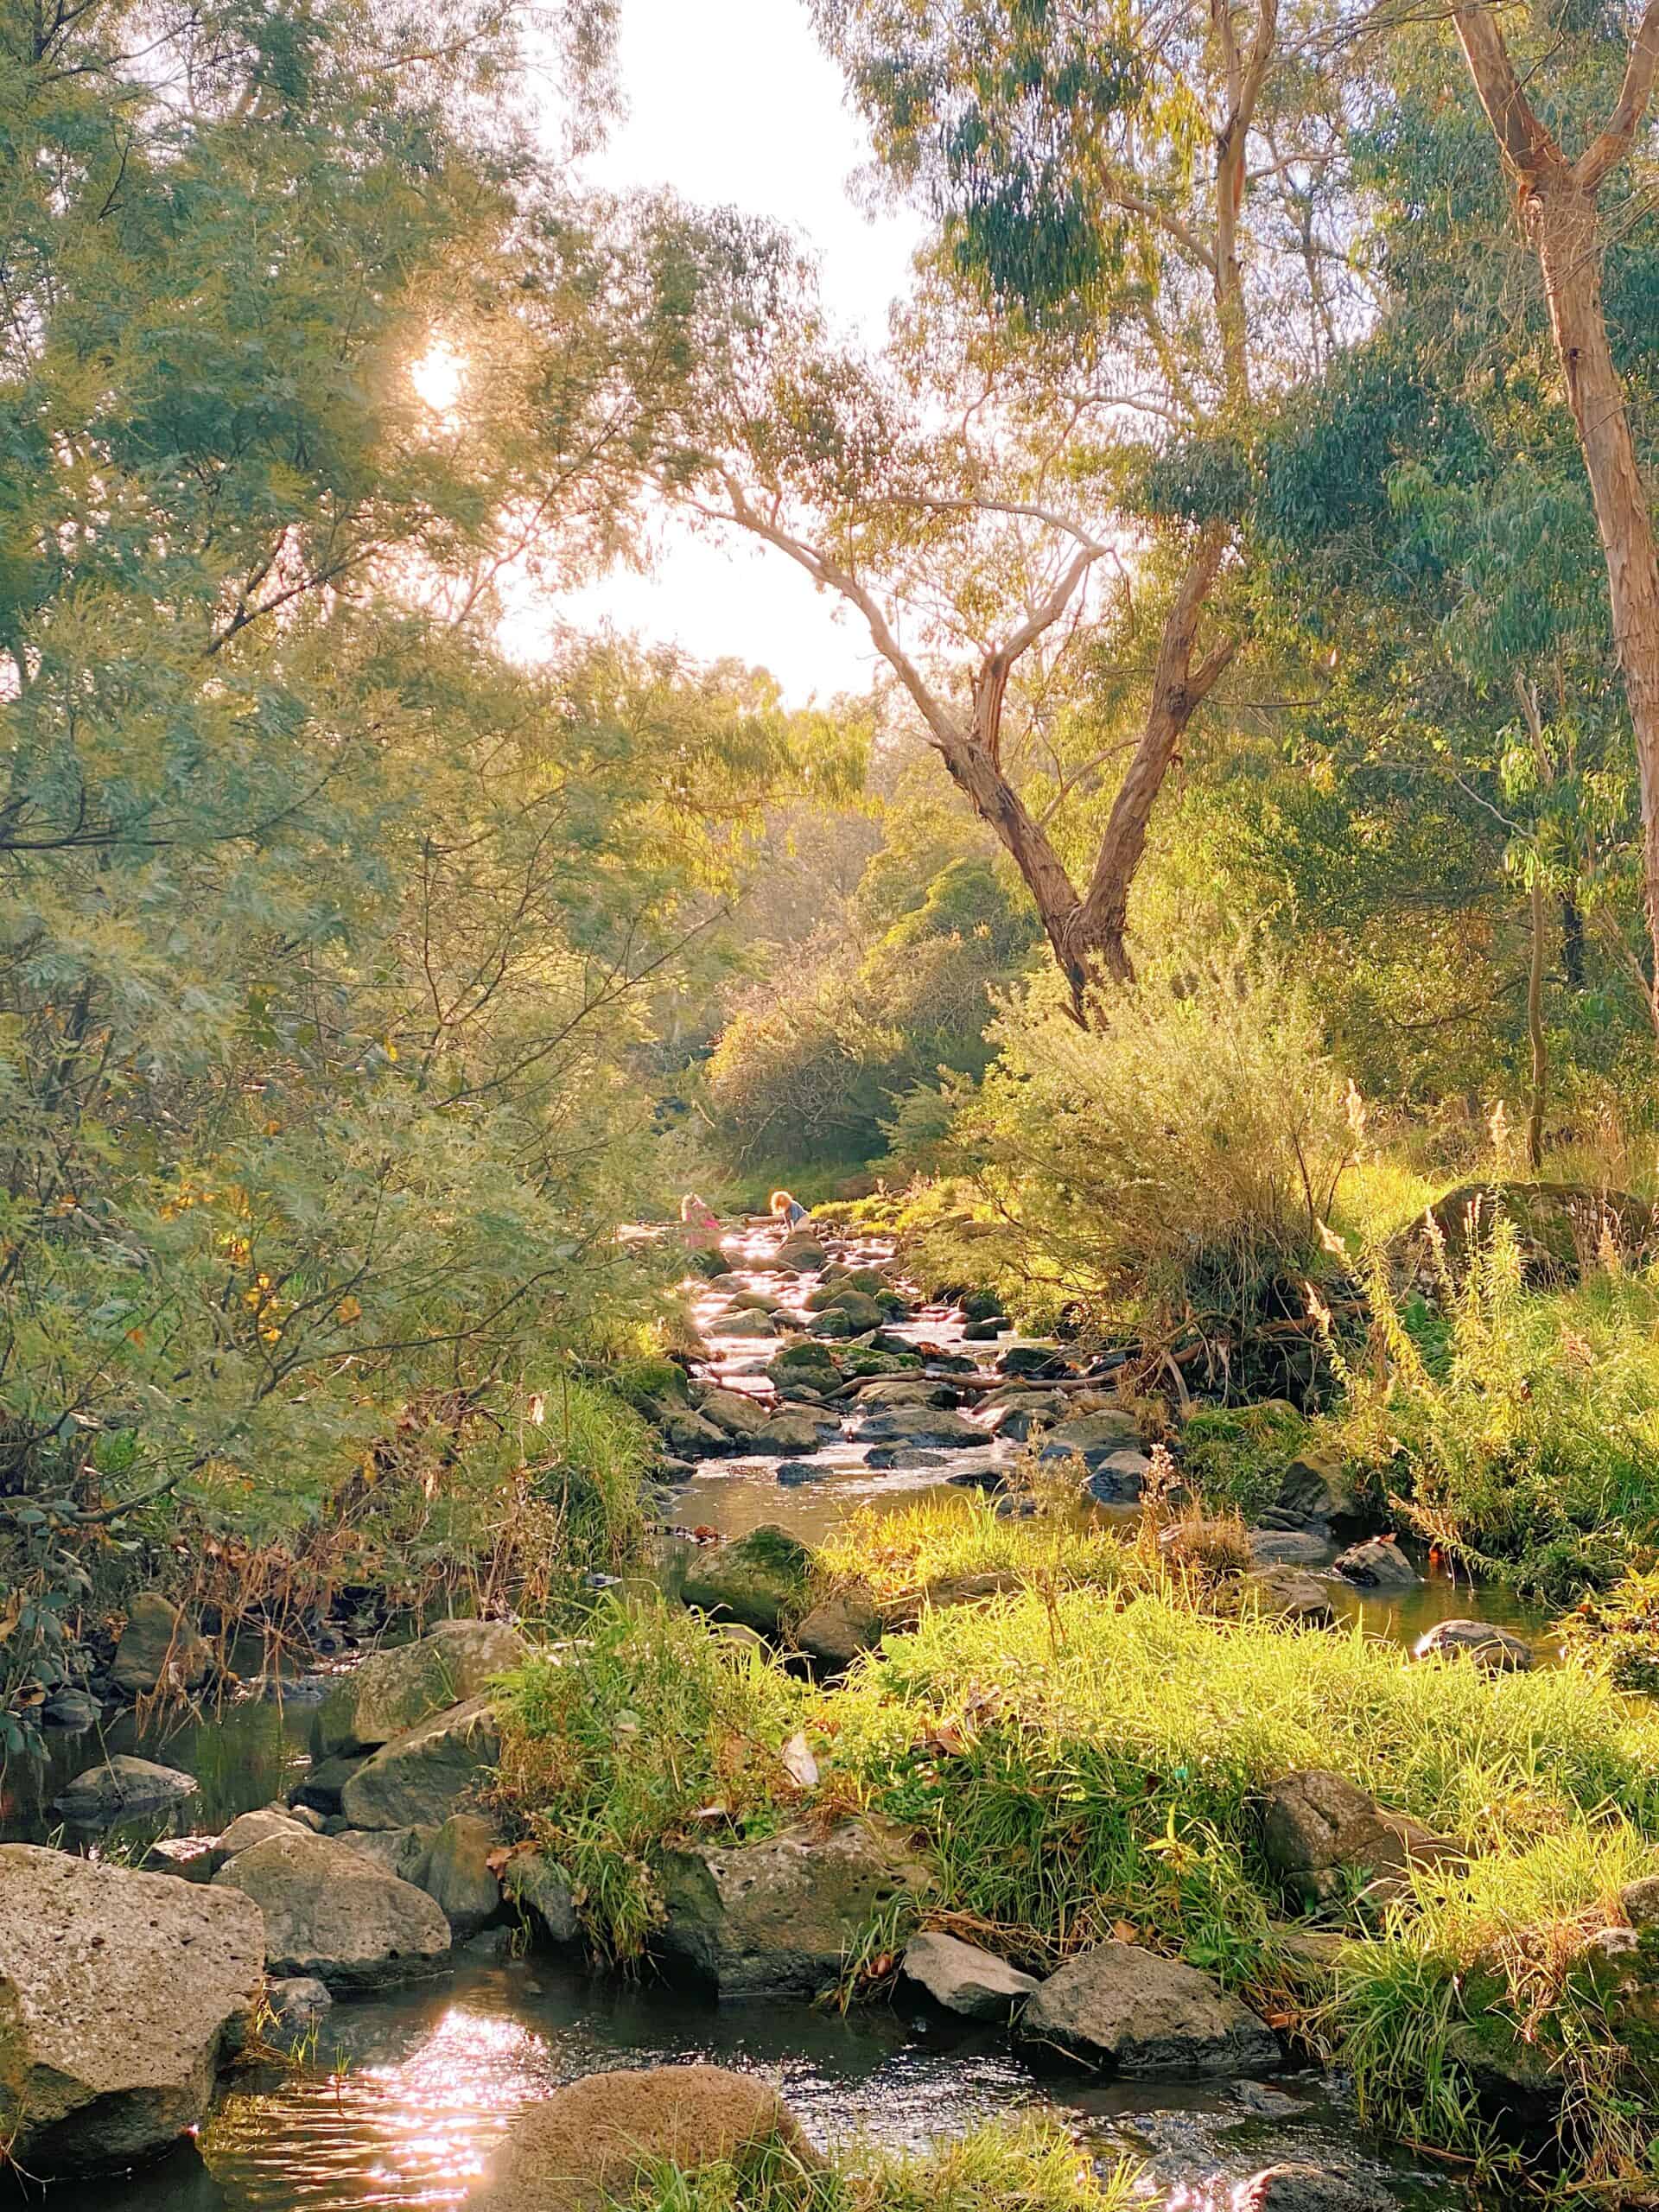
<box><xmin>782</xmin><ymin>0</ymin><xmax>1365</xmax><ymax>999</ymax></box>
<box><xmin>1450</xmin><ymin>0</ymin><xmax>1659</xmax><ymax>1033</ymax></box>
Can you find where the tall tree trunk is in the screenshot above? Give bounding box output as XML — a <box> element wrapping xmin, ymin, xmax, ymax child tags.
<box><xmin>1526</xmin><ymin>871</ymin><xmax>1548</xmax><ymax>1173</ymax></box>
<box><xmin>1530</xmin><ymin>181</ymin><xmax>1659</xmax><ymax>1034</ymax></box>
<box><xmin>1066</xmin><ymin>525</ymin><xmax>1235</xmax><ymax>986</ymax></box>
<box><xmin>1453</xmin><ymin>0</ymin><xmax>1659</xmax><ymax>1033</ymax></box>
<box><xmin>1562</xmin><ymin>890</ymin><xmax>1586</xmax><ymax>988</ymax></box>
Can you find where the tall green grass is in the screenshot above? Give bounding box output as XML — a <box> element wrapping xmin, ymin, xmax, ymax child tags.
<box><xmin>604</xmin><ymin>2120</ymin><xmax>1138</xmax><ymax>2212</ymax></box>
<box><xmin>493</xmin><ymin>1599</ymin><xmax>804</xmax><ymax>1961</ymax></box>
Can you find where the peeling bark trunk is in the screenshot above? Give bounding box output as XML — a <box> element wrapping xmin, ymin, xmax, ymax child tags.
<box><xmin>1529</xmin><ymin>181</ymin><xmax>1659</xmax><ymax>1033</ymax></box>
<box><xmin>1452</xmin><ymin>0</ymin><xmax>1659</xmax><ymax>1034</ymax></box>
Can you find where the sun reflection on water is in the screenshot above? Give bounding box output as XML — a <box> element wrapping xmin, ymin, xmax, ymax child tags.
<box><xmin>203</xmin><ymin>2005</ymin><xmax>547</xmax><ymax>2209</ymax></box>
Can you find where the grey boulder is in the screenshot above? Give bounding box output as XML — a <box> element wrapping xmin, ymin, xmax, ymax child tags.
<box><xmin>900</xmin><ymin>1931</ymin><xmax>1039</xmax><ymax>2021</ymax></box>
<box><xmin>421</xmin><ymin>1811</ymin><xmax>503</xmax><ymax>1939</ymax></box>
<box><xmin>1018</xmin><ymin>1941</ymin><xmax>1280</xmax><ymax>2075</ymax></box>
<box><xmin>658</xmin><ymin>1818</ymin><xmax>930</xmax><ymax>1999</ymax></box>
<box><xmin>313</xmin><ymin>1617</ymin><xmax>527</xmax><ymax>1758</ymax></box>
<box><xmin>213</xmin><ymin>1827</ymin><xmax>451</xmax><ymax>1990</ymax></box>
<box><xmin>1262</xmin><ymin>1770</ymin><xmax>1464</xmax><ymax>1909</ymax></box>
<box><xmin>54</xmin><ymin>1754</ymin><xmax>198</xmax><ymax>1827</ymax></box>
<box><xmin>1413</xmin><ymin>1618</ymin><xmax>1534</xmax><ymax>1670</ymax></box>
<box><xmin>338</xmin><ymin>1694</ymin><xmax>500</xmax><ymax>1830</ymax></box>
<box><xmin>0</xmin><ymin>1843</ymin><xmax>264</xmax><ymax>2177</ymax></box>
<box><xmin>110</xmin><ymin>1593</ymin><xmax>212</xmax><ymax>1699</ymax></box>
<box><xmin>1332</xmin><ymin>1536</ymin><xmax>1417</xmax><ymax>1587</ymax></box>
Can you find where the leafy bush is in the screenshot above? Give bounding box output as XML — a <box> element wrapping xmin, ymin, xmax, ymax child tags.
<box><xmin>1178</xmin><ymin>1402</ymin><xmax>1311</xmax><ymax>1520</ymax></box>
<box><xmin>930</xmin><ymin>939</ymin><xmax>1354</xmax><ymax>1353</ymax></box>
<box><xmin>1326</xmin><ymin>1224</ymin><xmax>1659</xmax><ymax>1597</ymax></box>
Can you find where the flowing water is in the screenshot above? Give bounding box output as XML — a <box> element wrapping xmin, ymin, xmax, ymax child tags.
<box><xmin>7</xmin><ymin>1221</ymin><xmax>1541</xmax><ymax>2212</ymax></box>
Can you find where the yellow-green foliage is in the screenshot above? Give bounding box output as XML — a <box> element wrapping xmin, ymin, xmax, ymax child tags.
<box><xmin>1325</xmin><ymin>1226</ymin><xmax>1659</xmax><ymax>1598</ymax></box>
<box><xmin>493</xmin><ymin>1599</ymin><xmax>805</xmax><ymax>1962</ymax></box>
<box><xmin>607</xmin><ymin>2118</ymin><xmax>1139</xmax><ymax>2212</ymax></box>
<box><xmin>816</xmin><ymin>1491</ymin><xmax>1132</xmax><ymax>1610</ymax></box>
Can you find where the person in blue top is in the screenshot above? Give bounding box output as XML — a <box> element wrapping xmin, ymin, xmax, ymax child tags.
<box><xmin>769</xmin><ymin>1188</ymin><xmax>808</xmax><ymax>1230</ymax></box>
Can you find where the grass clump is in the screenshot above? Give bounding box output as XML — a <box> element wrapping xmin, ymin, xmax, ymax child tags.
<box><xmin>493</xmin><ymin>1598</ymin><xmax>805</xmax><ymax>1961</ymax></box>
<box><xmin>815</xmin><ymin>1491</ymin><xmax>1132</xmax><ymax>1613</ymax></box>
<box><xmin>1178</xmin><ymin>1402</ymin><xmax>1310</xmax><ymax>1521</ymax></box>
<box><xmin>826</xmin><ymin>1586</ymin><xmax>1659</xmax><ymax>1970</ymax></box>
<box><xmin>605</xmin><ymin>2118</ymin><xmax>1137</xmax><ymax>2212</ymax></box>
<box><xmin>1556</xmin><ymin>1566</ymin><xmax>1659</xmax><ymax>1691</ymax></box>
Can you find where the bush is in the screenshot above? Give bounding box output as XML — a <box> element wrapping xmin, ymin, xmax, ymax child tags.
<box><xmin>1179</xmin><ymin>1402</ymin><xmax>1311</xmax><ymax>1520</ymax></box>
<box><xmin>1325</xmin><ymin>1223</ymin><xmax>1659</xmax><ymax>1598</ymax></box>
<box><xmin>932</xmin><ymin>939</ymin><xmax>1355</xmax><ymax>1358</ymax></box>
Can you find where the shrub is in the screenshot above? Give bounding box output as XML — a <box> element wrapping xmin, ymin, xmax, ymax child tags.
<box><xmin>1179</xmin><ymin>1402</ymin><xmax>1311</xmax><ymax>1520</ymax></box>
<box><xmin>1325</xmin><ymin>1223</ymin><xmax>1659</xmax><ymax>1598</ymax></box>
<box><xmin>932</xmin><ymin>939</ymin><xmax>1355</xmax><ymax>1359</ymax></box>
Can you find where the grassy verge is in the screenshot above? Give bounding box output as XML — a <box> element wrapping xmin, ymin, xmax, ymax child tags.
<box><xmin>604</xmin><ymin>2119</ymin><xmax>1137</xmax><ymax>2212</ymax></box>
<box><xmin>496</xmin><ymin>1493</ymin><xmax>1659</xmax><ymax>2190</ymax></box>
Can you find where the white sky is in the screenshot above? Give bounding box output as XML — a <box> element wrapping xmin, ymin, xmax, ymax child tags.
<box><xmin>537</xmin><ymin>0</ymin><xmax>925</xmax><ymax>705</ymax></box>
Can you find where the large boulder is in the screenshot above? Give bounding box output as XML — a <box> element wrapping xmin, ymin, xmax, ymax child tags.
<box><xmin>469</xmin><ymin>2064</ymin><xmax>815</xmax><ymax>2212</ymax></box>
<box><xmin>714</xmin><ymin>1310</ymin><xmax>780</xmax><ymax>1340</ymax></box>
<box><xmin>1413</xmin><ymin>1618</ymin><xmax>1534</xmax><ymax>1671</ymax></box>
<box><xmin>1017</xmin><ymin>1942</ymin><xmax>1280</xmax><ymax>2075</ymax></box>
<box><xmin>1332</xmin><ymin>1536</ymin><xmax>1417</xmax><ymax>1587</ymax></box>
<box><xmin>1276</xmin><ymin>1447</ymin><xmax>1363</xmax><ymax>1525</ymax></box>
<box><xmin>856</xmin><ymin>1378</ymin><xmax>960</xmax><ymax>1410</ymax></box>
<box><xmin>1392</xmin><ymin>1180</ymin><xmax>1658</xmax><ymax>1288</ymax></box>
<box><xmin>658</xmin><ymin>1819</ymin><xmax>930</xmax><ymax>1998</ymax></box>
<box><xmin>109</xmin><ymin>1593</ymin><xmax>212</xmax><ymax>1699</ymax></box>
<box><xmin>338</xmin><ymin>1824</ymin><xmax>436</xmax><ymax>1886</ymax></box>
<box><xmin>1262</xmin><ymin>1770</ymin><xmax>1464</xmax><ymax>1909</ymax></box>
<box><xmin>313</xmin><ymin>1618</ymin><xmax>528</xmax><ymax>1759</ymax></box>
<box><xmin>504</xmin><ymin>1848</ymin><xmax>580</xmax><ymax>1947</ymax></box>
<box><xmin>214</xmin><ymin>1805</ymin><xmax>308</xmax><ymax>1865</ymax></box>
<box><xmin>759</xmin><ymin>1410</ymin><xmax>835</xmax><ymax>1455</ymax></box>
<box><xmin>794</xmin><ymin>1584</ymin><xmax>883</xmax><ymax>1672</ymax></box>
<box><xmin>696</xmin><ymin>1387</ymin><xmax>772</xmax><ymax>1440</ymax></box>
<box><xmin>680</xmin><ymin>1526</ymin><xmax>813</xmax><ymax>1636</ymax></box>
<box><xmin>422</xmin><ymin>1812</ymin><xmax>503</xmax><ymax>1940</ymax></box>
<box><xmin>661</xmin><ymin>1408</ymin><xmax>730</xmax><ymax>1459</ymax></box>
<box><xmin>339</xmin><ymin>1694</ymin><xmax>500</xmax><ymax>1830</ymax></box>
<box><xmin>1231</xmin><ymin>2166</ymin><xmax>1393</xmax><ymax>2212</ymax></box>
<box><xmin>1243</xmin><ymin>1568</ymin><xmax>1338</xmax><ymax>1627</ymax></box>
<box><xmin>899</xmin><ymin>1932</ymin><xmax>1039</xmax><ymax>2021</ymax></box>
<box><xmin>766</xmin><ymin>1341</ymin><xmax>842</xmax><ymax>1392</ymax></box>
<box><xmin>1036</xmin><ymin>1411</ymin><xmax>1143</xmax><ymax>1466</ymax></box>
<box><xmin>775</xmin><ymin>1237</ymin><xmax>829</xmax><ymax>1271</ymax></box>
<box><xmin>854</xmin><ymin>1405</ymin><xmax>982</xmax><ymax>1448</ymax></box>
<box><xmin>0</xmin><ymin>1844</ymin><xmax>264</xmax><ymax>2177</ymax></box>
<box><xmin>213</xmin><ymin>1827</ymin><xmax>451</xmax><ymax>1990</ymax></box>
<box><xmin>53</xmin><ymin>1754</ymin><xmax>198</xmax><ymax>1828</ymax></box>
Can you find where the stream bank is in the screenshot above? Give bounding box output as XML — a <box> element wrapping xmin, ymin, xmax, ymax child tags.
<box><xmin>1</xmin><ymin>1217</ymin><xmax>1579</xmax><ymax>2211</ymax></box>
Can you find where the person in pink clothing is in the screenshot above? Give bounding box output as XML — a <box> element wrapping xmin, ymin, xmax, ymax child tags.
<box><xmin>679</xmin><ymin>1192</ymin><xmax>721</xmax><ymax>1253</ymax></box>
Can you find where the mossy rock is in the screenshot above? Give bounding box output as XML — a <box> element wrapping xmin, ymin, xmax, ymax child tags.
<box><xmin>1392</xmin><ymin>1180</ymin><xmax>1658</xmax><ymax>1287</ymax></box>
<box><xmin>614</xmin><ymin>1357</ymin><xmax>690</xmax><ymax>1414</ymax></box>
<box><xmin>838</xmin><ymin>1348</ymin><xmax>920</xmax><ymax>1378</ymax></box>
<box><xmin>1180</xmin><ymin>1402</ymin><xmax>1308</xmax><ymax>1520</ymax></box>
<box><xmin>766</xmin><ymin>1342</ymin><xmax>841</xmax><ymax>1389</ymax></box>
<box><xmin>680</xmin><ymin>1525</ymin><xmax>814</xmax><ymax>1634</ymax></box>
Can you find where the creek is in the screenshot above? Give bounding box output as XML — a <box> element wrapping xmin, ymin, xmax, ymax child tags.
<box><xmin>5</xmin><ymin>1222</ymin><xmax>1544</xmax><ymax>2212</ymax></box>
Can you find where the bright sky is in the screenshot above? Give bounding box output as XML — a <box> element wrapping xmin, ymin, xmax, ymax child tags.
<box><xmin>540</xmin><ymin>0</ymin><xmax>925</xmax><ymax>705</ymax></box>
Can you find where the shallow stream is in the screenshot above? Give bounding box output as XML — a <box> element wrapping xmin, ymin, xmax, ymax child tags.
<box><xmin>7</xmin><ymin>1222</ymin><xmax>1542</xmax><ymax>2212</ymax></box>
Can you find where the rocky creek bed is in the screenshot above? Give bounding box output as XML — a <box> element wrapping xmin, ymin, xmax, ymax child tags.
<box><xmin>0</xmin><ymin>1219</ymin><xmax>1568</xmax><ymax>2211</ymax></box>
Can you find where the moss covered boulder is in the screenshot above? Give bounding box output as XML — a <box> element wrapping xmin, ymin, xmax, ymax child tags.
<box><xmin>680</xmin><ymin>1525</ymin><xmax>813</xmax><ymax>1634</ymax></box>
<box><xmin>314</xmin><ymin>1618</ymin><xmax>528</xmax><ymax>1759</ymax></box>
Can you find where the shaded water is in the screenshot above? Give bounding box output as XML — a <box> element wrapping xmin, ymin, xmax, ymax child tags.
<box><xmin>9</xmin><ymin>1219</ymin><xmax>1531</xmax><ymax>2210</ymax></box>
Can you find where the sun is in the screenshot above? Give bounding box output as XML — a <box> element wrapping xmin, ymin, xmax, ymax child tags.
<box><xmin>410</xmin><ymin>340</ymin><xmax>465</xmax><ymax>416</ymax></box>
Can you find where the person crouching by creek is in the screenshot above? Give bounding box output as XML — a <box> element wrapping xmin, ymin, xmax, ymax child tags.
<box><xmin>769</xmin><ymin>1188</ymin><xmax>809</xmax><ymax>1234</ymax></box>
<box><xmin>680</xmin><ymin>1192</ymin><xmax>722</xmax><ymax>1254</ymax></box>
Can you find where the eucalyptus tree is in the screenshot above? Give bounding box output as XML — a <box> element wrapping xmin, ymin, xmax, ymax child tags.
<box><xmin>773</xmin><ymin>0</ymin><xmax>1375</xmax><ymax>999</ymax></box>
<box><xmin>1446</xmin><ymin>0</ymin><xmax>1659</xmax><ymax>1031</ymax></box>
